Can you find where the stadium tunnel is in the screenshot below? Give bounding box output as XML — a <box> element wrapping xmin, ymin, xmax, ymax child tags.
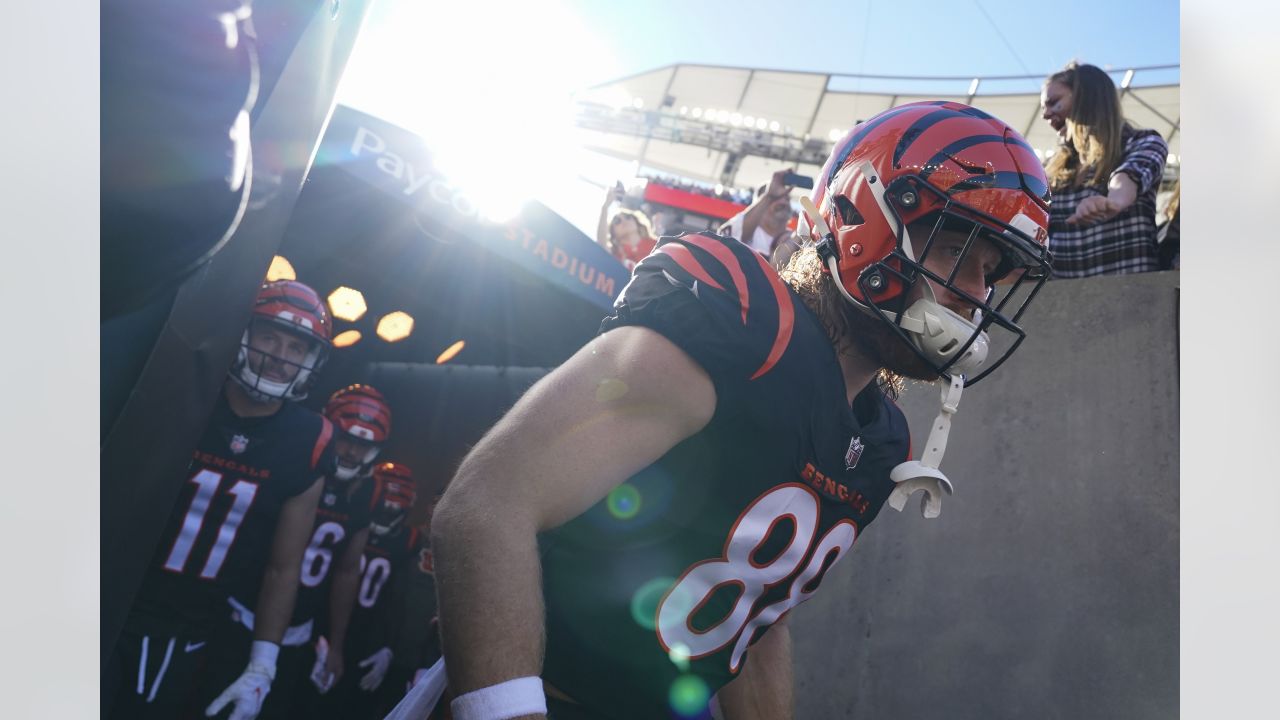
<box><xmin>101</xmin><ymin>5</ymin><xmax>616</xmax><ymax>679</ymax></box>
<box><xmin>280</xmin><ymin>105</ymin><xmax>625</xmax><ymax>508</ymax></box>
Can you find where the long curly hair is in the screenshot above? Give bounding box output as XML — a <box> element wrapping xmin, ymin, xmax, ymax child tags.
<box><xmin>778</xmin><ymin>245</ymin><xmax>903</xmax><ymax>398</ymax></box>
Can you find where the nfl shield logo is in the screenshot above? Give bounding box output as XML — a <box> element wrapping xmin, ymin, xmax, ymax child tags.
<box><xmin>230</xmin><ymin>434</ymin><xmax>249</xmax><ymax>455</ymax></box>
<box><xmin>323</xmin><ymin>492</ymin><xmax>337</xmax><ymax>507</ymax></box>
<box><xmin>845</xmin><ymin>436</ymin><xmax>864</xmax><ymax>470</ymax></box>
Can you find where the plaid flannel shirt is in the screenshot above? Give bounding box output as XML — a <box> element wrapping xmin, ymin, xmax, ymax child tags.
<box><xmin>1047</xmin><ymin>126</ymin><xmax>1168</xmax><ymax>278</ymax></box>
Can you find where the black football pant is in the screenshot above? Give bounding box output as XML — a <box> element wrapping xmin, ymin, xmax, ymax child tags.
<box><xmin>106</xmin><ymin>611</ymin><xmax>210</xmax><ymax>720</ymax></box>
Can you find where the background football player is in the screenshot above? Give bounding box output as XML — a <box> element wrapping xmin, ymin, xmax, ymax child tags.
<box><xmin>207</xmin><ymin>383</ymin><xmax>392</xmax><ymax>719</ymax></box>
<box><xmin>397</xmin><ymin>102</ymin><xmax>1055</xmax><ymax>720</ymax></box>
<box><xmin>301</xmin><ymin>462</ymin><xmax>428</xmax><ymax>719</ymax></box>
<box><xmin>107</xmin><ymin>279</ymin><xmax>336</xmax><ymax>720</ymax></box>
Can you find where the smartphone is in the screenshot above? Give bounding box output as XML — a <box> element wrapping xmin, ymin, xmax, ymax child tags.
<box><xmin>781</xmin><ymin>171</ymin><xmax>814</xmax><ymax>190</ymax></box>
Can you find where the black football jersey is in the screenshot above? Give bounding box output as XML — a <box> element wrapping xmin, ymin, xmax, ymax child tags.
<box><xmin>283</xmin><ymin>475</ymin><xmax>375</xmax><ymax>627</ymax></box>
<box><xmin>132</xmin><ymin>394</ymin><xmax>336</xmax><ymax>629</ymax></box>
<box><xmin>343</xmin><ymin>526</ymin><xmax>421</xmax><ymax>654</ymax></box>
<box><xmin>539</xmin><ymin>233</ymin><xmax>911</xmax><ymax>720</ymax></box>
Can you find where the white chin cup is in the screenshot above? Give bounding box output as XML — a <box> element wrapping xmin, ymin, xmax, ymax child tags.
<box><xmin>333</xmin><ymin>464</ymin><xmax>359</xmax><ymax>481</ymax></box>
<box><xmin>898</xmin><ymin>298</ymin><xmax>989</xmax><ymax>377</ymax></box>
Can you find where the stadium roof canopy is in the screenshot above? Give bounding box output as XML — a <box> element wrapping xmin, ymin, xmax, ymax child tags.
<box><xmin>572</xmin><ymin>63</ymin><xmax>1179</xmax><ymax>194</ymax></box>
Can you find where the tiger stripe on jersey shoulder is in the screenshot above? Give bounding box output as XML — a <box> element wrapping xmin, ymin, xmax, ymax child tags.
<box><xmin>652</xmin><ymin>233</ymin><xmax>795</xmax><ymax>380</ymax></box>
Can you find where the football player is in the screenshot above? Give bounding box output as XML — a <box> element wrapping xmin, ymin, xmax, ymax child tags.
<box><xmin>304</xmin><ymin>462</ymin><xmax>426</xmax><ymax>719</ymax></box>
<box><xmin>404</xmin><ymin>102</ymin><xmax>1055</xmax><ymax>720</ymax></box>
<box><xmin>209</xmin><ymin>383</ymin><xmax>393</xmax><ymax>719</ymax></box>
<box><xmin>107</xmin><ymin>279</ymin><xmax>337</xmax><ymax>720</ymax></box>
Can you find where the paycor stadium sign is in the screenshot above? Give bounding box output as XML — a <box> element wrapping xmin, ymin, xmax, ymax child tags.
<box><xmin>314</xmin><ymin>105</ymin><xmax>627</xmax><ymax>311</ymax></box>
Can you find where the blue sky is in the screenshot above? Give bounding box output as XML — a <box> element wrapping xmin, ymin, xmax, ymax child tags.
<box><xmin>562</xmin><ymin>0</ymin><xmax>1178</xmax><ymax>87</ymax></box>
<box><xmin>333</xmin><ymin>0</ymin><xmax>1179</xmax><ymax>234</ymax></box>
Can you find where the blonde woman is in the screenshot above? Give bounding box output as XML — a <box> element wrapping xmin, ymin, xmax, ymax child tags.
<box><xmin>1041</xmin><ymin>61</ymin><xmax>1168</xmax><ymax>277</ymax></box>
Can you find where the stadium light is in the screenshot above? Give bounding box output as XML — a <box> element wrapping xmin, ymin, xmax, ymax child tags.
<box><xmin>755</xmin><ymin>117</ymin><xmax>767</xmax><ymax>130</ymax></box>
<box><xmin>768</xmin><ymin>120</ymin><xmax>781</xmax><ymax>132</ymax></box>
<box><xmin>632</xmin><ymin>96</ymin><xmax>644</xmax><ymax>109</ymax></box>
<box><xmin>266</xmin><ymin>255</ymin><xmax>296</xmax><ymax>282</ymax></box>
<box><xmin>828</xmin><ymin>128</ymin><xmax>843</xmax><ymax>142</ymax></box>
<box><xmin>376</xmin><ymin>311</ymin><xmax>415</xmax><ymax>343</ymax></box>
<box><xmin>327</xmin><ymin>287</ymin><xmax>368</xmax><ymax>322</ymax></box>
<box><xmin>729</xmin><ymin>112</ymin><xmax>742</xmax><ymax>126</ymax></box>
<box><xmin>691</xmin><ymin>107</ymin><xmax>703</xmax><ymax>118</ymax></box>
<box><xmin>679</xmin><ymin>106</ymin><xmax>688</xmax><ymax>115</ymax></box>
<box><xmin>436</xmin><ymin>340</ymin><xmax>466</xmax><ymax>364</ymax></box>
<box><xmin>333</xmin><ymin>330</ymin><xmax>362</xmax><ymax>348</ymax></box>
<box><xmin>715</xmin><ymin>110</ymin><xmax>730</xmax><ymax>123</ymax></box>
<box><xmin>743</xmin><ymin>115</ymin><xmax>754</xmax><ymax>127</ymax></box>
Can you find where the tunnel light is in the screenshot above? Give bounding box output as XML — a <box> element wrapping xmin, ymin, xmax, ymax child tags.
<box><xmin>327</xmin><ymin>287</ymin><xmax>367</xmax><ymax>322</ymax></box>
<box><xmin>376</xmin><ymin>311</ymin><xmax>415</xmax><ymax>342</ymax></box>
<box><xmin>266</xmin><ymin>255</ymin><xmax>296</xmax><ymax>282</ymax></box>
<box><xmin>828</xmin><ymin>128</ymin><xmax>843</xmax><ymax>142</ymax></box>
<box><xmin>333</xmin><ymin>330</ymin><xmax>362</xmax><ymax>348</ymax></box>
<box><xmin>436</xmin><ymin>340</ymin><xmax>466</xmax><ymax>364</ymax></box>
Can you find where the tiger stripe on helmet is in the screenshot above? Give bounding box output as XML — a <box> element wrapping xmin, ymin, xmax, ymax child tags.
<box><xmin>324</xmin><ymin>384</ymin><xmax>392</xmax><ymax>443</ymax></box>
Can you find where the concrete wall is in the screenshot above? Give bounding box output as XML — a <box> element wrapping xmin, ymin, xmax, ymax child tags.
<box><xmin>791</xmin><ymin>271</ymin><xmax>1179</xmax><ymax>720</ymax></box>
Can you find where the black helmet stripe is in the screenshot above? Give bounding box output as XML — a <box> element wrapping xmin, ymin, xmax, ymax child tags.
<box><xmin>826</xmin><ymin>102</ymin><xmax>949</xmax><ymax>186</ymax></box>
<box><xmin>890</xmin><ymin>104</ymin><xmax>1002</xmax><ymax>168</ymax></box>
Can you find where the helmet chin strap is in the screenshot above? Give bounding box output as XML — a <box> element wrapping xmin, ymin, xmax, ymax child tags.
<box><xmin>887</xmin><ymin>375</ymin><xmax>962</xmax><ymax>519</ymax></box>
<box><xmin>801</xmin><ymin>176</ymin><xmax>977</xmax><ymax>520</ymax></box>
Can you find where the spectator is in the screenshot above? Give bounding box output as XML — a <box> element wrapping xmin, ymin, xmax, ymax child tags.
<box><xmin>1041</xmin><ymin>61</ymin><xmax>1168</xmax><ymax>277</ymax></box>
<box><xmin>1156</xmin><ymin>180</ymin><xmax>1180</xmax><ymax>270</ymax></box>
<box><xmin>595</xmin><ymin>183</ymin><xmax>657</xmax><ymax>271</ymax></box>
<box><xmin>722</xmin><ymin>168</ymin><xmax>798</xmax><ymax>258</ymax></box>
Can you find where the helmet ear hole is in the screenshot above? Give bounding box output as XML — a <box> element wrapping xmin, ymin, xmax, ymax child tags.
<box><xmin>832</xmin><ymin>194</ymin><xmax>864</xmax><ymax>227</ymax></box>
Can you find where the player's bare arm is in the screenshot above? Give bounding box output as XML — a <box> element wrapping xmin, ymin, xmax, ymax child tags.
<box><xmin>254</xmin><ymin>477</ymin><xmax>324</xmax><ymax>643</ymax></box>
<box><xmin>324</xmin><ymin>524</ymin><xmax>370</xmax><ymax>683</ymax></box>
<box><xmin>715</xmin><ymin>616</ymin><xmax>794</xmax><ymax>720</ymax></box>
<box><xmin>432</xmin><ymin>325</ymin><xmax>717</xmax><ymax>707</ymax></box>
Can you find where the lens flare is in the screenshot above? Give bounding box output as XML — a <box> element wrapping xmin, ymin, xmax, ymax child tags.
<box><xmin>667</xmin><ymin>643</ymin><xmax>691</xmax><ymax>672</ymax></box>
<box><xmin>668</xmin><ymin>674</ymin><xmax>710</xmax><ymax>717</ymax></box>
<box><xmin>606</xmin><ymin>483</ymin><xmax>642</xmax><ymax>520</ymax></box>
<box><xmin>629</xmin><ymin>577</ymin><xmax>674</xmax><ymax>631</ymax></box>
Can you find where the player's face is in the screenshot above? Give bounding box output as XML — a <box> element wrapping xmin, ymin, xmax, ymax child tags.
<box><xmin>913</xmin><ymin>223</ymin><xmax>1003</xmax><ymax>319</ymax></box>
<box><xmin>1041</xmin><ymin>81</ymin><xmax>1073</xmax><ymax>139</ymax></box>
<box><xmin>847</xmin><ymin>221</ymin><xmax>1004</xmax><ymax>382</ymax></box>
<box><xmin>334</xmin><ymin>434</ymin><xmax>378</xmax><ymax>471</ymax></box>
<box><xmin>610</xmin><ymin>216</ymin><xmax>642</xmax><ymax>247</ymax></box>
<box><xmin>245</xmin><ymin>320</ymin><xmax>314</xmax><ymax>384</ymax></box>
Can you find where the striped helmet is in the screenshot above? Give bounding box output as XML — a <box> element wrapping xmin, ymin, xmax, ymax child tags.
<box><xmin>800</xmin><ymin>101</ymin><xmax>1054</xmax><ymax>384</ymax></box>
<box><xmin>324</xmin><ymin>384</ymin><xmax>392</xmax><ymax>480</ymax></box>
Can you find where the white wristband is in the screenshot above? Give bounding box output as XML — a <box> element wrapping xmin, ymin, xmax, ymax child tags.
<box><xmin>450</xmin><ymin>676</ymin><xmax>546</xmax><ymax>720</ymax></box>
<box><xmin>250</xmin><ymin>640</ymin><xmax>280</xmax><ymax>676</ymax></box>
